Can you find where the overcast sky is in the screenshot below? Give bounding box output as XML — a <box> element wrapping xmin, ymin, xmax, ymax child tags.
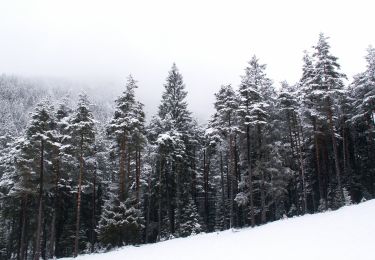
<box><xmin>0</xmin><ymin>0</ymin><xmax>374</xmax><ymax>121</ymax></box>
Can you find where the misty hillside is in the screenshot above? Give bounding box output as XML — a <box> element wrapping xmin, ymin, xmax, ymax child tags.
<box><xmin>0</xmin><ymin>74</ymin><xmax>116</xmax><ymax>135</ymax></box>
<box><xmin>63</xmin><ymin>200</ymin><xmax>375</xmax><ymax>260</ymax></box>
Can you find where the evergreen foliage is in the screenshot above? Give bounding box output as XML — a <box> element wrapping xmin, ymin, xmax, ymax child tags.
<box><xmin>0</xmin><ymin>34</ymin><xmax>374</xmax><ymax>258</ymax></box>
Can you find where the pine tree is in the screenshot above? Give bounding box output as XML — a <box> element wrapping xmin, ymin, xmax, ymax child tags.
<box><xmin>238</xmin><ymin>56</ymin><xmax>268</xmax><ymax>226</ymax></box>
<box><xmin>312</xmin><ymin>33</ymin><xmax>347</xmax><ymax>205</ymax></box>
<box><xmin>47</xmin><ymin>96</ymin><xmax>73</xmax><ymax>259</ymax></box>
<box><xmin>204</xmin><ymin>122</ymin><xmax>229</xmax><ymax>231</ymax></box>
<box><xmin>1</xmin><ymin>33</ymin><xmax>375</xmax><ymax>259</ymax></box>
<box><xmin>175</xmin><ymin>196</ymin><xmax>201</xmax><ymax>237</ymax></box>
<box><xmin>97</xmin><ymin>184</ymin><xmax>144</xmax><ymax>249</ymax></box>
<box><xmin>299</xmin><ymin>50</ymin><xmax>327</xmax><ymax>210</ymax></box>
<box><xmin>158</xmin><ymin>63</ymin><xmax>192</xmax><ymax>131</ymax></box>
<box><xmin>278</xmin><ymin>81</ymin><xmax>308</xmax><ymax>213</ymax></box>
<box><xmin>103</xmin><ymin>75</ymin><xmax>146</xmax><ymax>248</ymax></box>
<box><xmin>351</xmin><ymin>46</ymin><xmax>375</xmax><ymax>197</ymax></box>
<box><xmin>0</xmin><ymin>135</ymin><xmax>27</xmax><ymax>259</ymax></box>
<box><xmin>69</xmin><ymin>93</ymin><xmax>96</xmax><ymax>257</ymax></box>
<box><xmin>149</xmin><ymin>63</ymin><xmax>199</xmax><ymax>238</ymax></box>
<box><xmin>107</xmin><ymin>75</ymin><xmax>146</xmax><ymax>202</ymax></box>
<box><xmin>210</xmin><ymin>84</ymin><xmax>239</xmax><ymax>228</ymax></box>
<box><xmin>236</xmin><ymin>56</ymin><xmax>274</xmax><ymax>224</ymax></box>
<box><xmin>23</xmin><ymin>100</ymin><xmax>55</xmax><ymax>260</ymax></box>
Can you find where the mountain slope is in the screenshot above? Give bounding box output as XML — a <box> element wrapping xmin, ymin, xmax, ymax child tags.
<box><xmin>65</xmin><ymin>200</ymin><xmax>375</xmax><ymax>260</ymax></box>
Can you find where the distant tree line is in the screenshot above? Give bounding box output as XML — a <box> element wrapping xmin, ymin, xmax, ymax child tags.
<box><xmin>0</xmin><ymin>33</ymin><xmax>374</xmax><ymax>259</ymax></box>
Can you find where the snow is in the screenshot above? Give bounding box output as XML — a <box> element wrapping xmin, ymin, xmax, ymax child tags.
<box><xmin>64</xmin><ymin>200</ymin><xmax>375</xmax><ymax>260</ymax></box>
<box><xmin>157</xmin><ymin>133</ymin><xmax>172</xmax><ymax>142</ymax></box>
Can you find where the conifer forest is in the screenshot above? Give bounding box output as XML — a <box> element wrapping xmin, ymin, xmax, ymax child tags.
<box><xmin>0</xmin><ymin>34</ymin><xmax>375</xmax><ymax>259</ymax></box>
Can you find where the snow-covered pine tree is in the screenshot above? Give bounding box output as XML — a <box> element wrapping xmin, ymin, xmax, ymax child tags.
<box><xmin>209</xmin><ymin>84</ymin><xmax>239</xmax><ymax>228</ymax></box>
<box><xmin>312</xmin><ymin>33</ymin><xmax>347</xmax><ymax>206</ymax></box>
<box><xmin>97</xmin><ymin>183</ymin><xmax>127</xmax><ymax>248</ymax></box>
<box><xmin>278</xmin><ymin>81</ymin><xmax>308</xmax><ymax>214</ymax></box>
<box><xmin>157</xmin><ymin>64</ymin><xmax>192</xmax><ymax>131</ymax></box>
<box><xmin>97</xmin><ymin>183</ymin><xmax>144</xmax><ymax>249</ymax></box>
<box><xmin>351</xmin><ymin>46</ymin><xmax>375</xmax><ymax>126</ymax></box>
<box><xmin>236</xmin><ymin>56</ymin><xmax>273</xmax><ymax>224</ymax></box>
<box><xmin>24</xmin><ymin>100</ymin><xmax>55</xmax><ymax>260</ymax></box>
<box><xmin>69</xmin><ymin>93</ymin><xmax>96</xmax><ymax>257</ymax></box>
<box><xmin>298</xmin><ymin>50</ymin><xmax>329</xmax><ymax>211</ymax></box>
<box><xmin>175</xmin><ymin>195</ymin><xmax>202</xmax><ymax>237</ymax></box>
<box><xmin>350</xmin><ymin>46</ymin><xmax>375</xmax><ymax>197</ymax></box>
<box><xmin>149</xmin><ymin>63</ymin><xmax>200</xmax><ymax>238</ymax></box>
<box><xmin>107</xmin><ymin>75</ymin><xmax>146</xmax><ymax>202</ymax></box>
<box><xmin>238</xmin><ymin>56</ymin><xmax>266</xmax><ymax>226</ymax></box>
<box><xmin>198</xmin><ymin>125</ymin><xmax>217</xmax><ymax>232</ymax></box>
<box><xmin>103</xmin><ymin>75</ymin><xmax>146</xmax><ymax>247</ymax></box>
<box><xmin>0</xmin><ymin>135</ymin><xmax>28</xmax><ymax>259</ymax></box>
<box><xmin>204</xmin><ymin>119</ymin><xmax>229</xmax><ymax>231</ymax></box>
<box><xmin>47</xmin><ymin>96</ymin><xmax>74</xmax><ymax>259</ymax></box>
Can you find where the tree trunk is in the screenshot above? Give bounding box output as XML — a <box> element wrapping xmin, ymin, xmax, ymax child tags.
<box><xmin>136</xmin><ymin>149</ymin><xmax>141</xmax><ymax>204</ymax></box>
<box><xmin>295</xmin><ymin>114</ymin><xmax>307</xmax><ymax>213</ymax></box>
<box><xmin>287</xmin><ymin>111</ymin><xmax>296</xmax><ymax>163</ymax></box>
<box><xmin>41</xmin><ymin>215</ymin><xmax>47</xmax><ymax>259</ymax></box>
<box><xmin>233</xmin><ymin>135</ymin><xmax>239</xmax><ymax>227</ymax></box>
<box><xmin>257</xmin><ymin>124</ymin><xmax>266</xmax><ymax>224</ymax></box>
<box><xmin>192</xmin><ymin>148</ymin><xmax>197</xmax><ymax>204</ymax></box>
<box><xmin>220</xmin><ymin>151</ymin><xmax>226</xmax><ymax>230</ymax></box>
<box><xmin>91</xmin><ymin>166</ymin><xmax>97</xmax><ymax>252</ymax></box>
<box><xmin>342</xmin><ymin>118</ymin><xmax>348</xmax><ymax>177</ymax></box>
<box><xmin>313</xmin><ymin>118</ymin><xmax>325</xmax><ymax>208</ymax></box>
<box><xmin>48</xmin><ymin>185</ymin><xmax>58</xmax><ymax>257</ymax></box>
<box><xmin>48</xmin><ymin>205</ymin><xmax>57</xmax><ymax>259</ymax></box>
<box><xmin>19</xmin><ymin>194</ymin><xmax>28</xmax><ymax>260</ymax></box>
<box><xmin>164</xmin><ymin>158</ymin><xmax>175</xmax><ymax>235</ymax></box>
<box><xmin>174</xmin><ymin>160</ymin><xmax>180</xmax><ymax>233</ymax></box>
<box><xmin>74</xmin><ymin>134</ymin><xmax>84</xmax><ymax>257</ymax></box>
<box><xmin>119</xmin><ymin>136</ymin><xmax>127</xmax><ymax>201</ymax></box>
<box><xmin>48</xmin><ymin>150</ymin><xmax>62</xmax><ymax>259</ymax></box>
<box><xmin>226</xmin><ymin>154</ymin><xmax>230</xmax><ymax>200</ymax></box>
<box><xmin>322</xmin><ymin>137</ymin><xmax>330</xmax><ymax>200</ymax></box>
<box><xmin>8</xmin><ymin>217</ymin><xmax>17</xmax><ymax>259</ymax></box>
<box><xmin>203</xmin><ymin>149</ymin><xmax>209</xmax><ymax>228</ymax></box>
<box><xmin>169</xmin><ymin>161</ymin><xmax>175</xmax><ymax>235</ymax></box>
<box><xmin>145</xmin><ymin>168</ymin><xmax>152</xmax><ymax>243</ymax></box>
<box><xmin>292</xmin><ymin>113</ymin><xmax>307</xmax><ymax>214</ymax></box>
<box><xmin>127</xmin><ymin>148</ymin><xmax>131</xmax><ymax>197</ymax></box>
<box><xmin>34</xmin><ymin>140</ymin><xmax>44</xmax><ymax>260</ymax></box>
<box><xmin>246</xmin><ymin>126</ymin><xmax>255</xmax><ymax>227</ymax></box>
<box><xmin>327</xmin><ymin>101</ymin><xmax>345</xmax><ymax>204</ymax></box>
<box><xmin>228</xmin><ymin>133</ymin><xmax>235</xmax><ymax>228</ymax></box>
<box><xmin>24</xmin><ymin>222</ymin><xmax>29</xmax><ymax>260</ymax></box>
<box><xmin>157</xmin><ymin>157</ymin><xmax>163</xmax><ymax>242</ymax></box>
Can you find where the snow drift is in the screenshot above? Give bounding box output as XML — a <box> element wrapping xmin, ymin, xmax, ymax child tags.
<box><xmin>65</xmin><ymin>200</ymin><xmax>375</xmax><ymax>260</ymax></box>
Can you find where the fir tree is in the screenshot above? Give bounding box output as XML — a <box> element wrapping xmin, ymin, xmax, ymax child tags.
<box><xmin>149</xmin><ymin>63</ymin><xmax>199</xmax><ymax>238</ymax></box>
<box><xmin>97</xmin><ymin>184</ymin><xmax>144</xmax><ymax>248</ymax></box>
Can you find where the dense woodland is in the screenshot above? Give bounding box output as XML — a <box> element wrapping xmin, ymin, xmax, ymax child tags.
<box><xmin>0</xmin><ymin>33</ymin><xmax>374</xmax><ymax>259</ymax></box>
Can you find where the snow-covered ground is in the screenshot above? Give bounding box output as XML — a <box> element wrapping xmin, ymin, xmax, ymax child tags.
<box><xmin>65</xmin><ymin>200</ymin><xmax>375</xmax><ymax>260</ymax></box>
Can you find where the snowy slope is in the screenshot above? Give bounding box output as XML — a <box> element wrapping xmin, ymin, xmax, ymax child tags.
<box><xmin>65</xmin><ymin>200</ymin><xmax>375</xmax><ymax>260</ymax></box>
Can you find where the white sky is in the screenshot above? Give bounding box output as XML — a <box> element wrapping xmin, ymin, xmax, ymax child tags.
<box><xmin>0</xmin><ymin>0</ymin><xmax>374</xmax><ymax>121</ymax></box>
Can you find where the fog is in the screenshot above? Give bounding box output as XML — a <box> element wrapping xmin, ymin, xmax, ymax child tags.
<box><xmin>1</xmin><ymin>0</ymin><xmax>374</xmax><ymax>122</ymax></box>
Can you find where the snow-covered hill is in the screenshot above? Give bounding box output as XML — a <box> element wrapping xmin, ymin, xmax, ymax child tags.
<box><xmin>65</xmin><ymin>200</ymin><xmax>375</xmax><ymax>260</ymax></box>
